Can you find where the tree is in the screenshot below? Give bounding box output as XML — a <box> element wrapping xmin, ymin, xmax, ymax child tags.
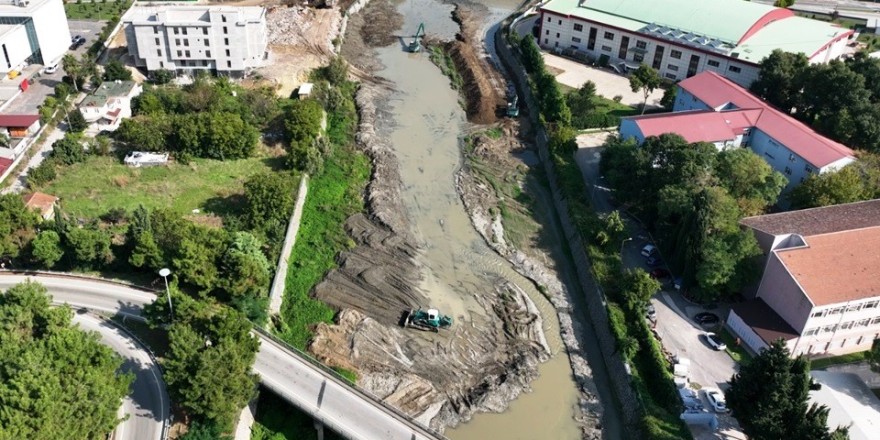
<box><xmin>242</xmin><ymin>172</ymin><xmax>294</xmax><ymax>231</ymax></box>
<box><xmin>162</xmin><ymin>307</ymin><xmax>259</xmax><ymax>429</ymax></box>
<box><xmin>115</xmin><ymin>115</ymin><xmax>172</xmax><ymax>151</ymax></box>
<box><xmin>618</xmin><ymin>269</ymin><xmax>661</xmax><ymax>312</ymax></box>
<box><xmin>180</xmin><ymin>420</ymin><xmax>232</xmax><ymax>440</ymax></box>
<box><xmin>203</xmin><ymin>112</ymin><xmax>258</xmax><ymax>160</ymax></box>
<box><xmin>61</xmin><ymin>54</ymin><xmax>83</xmax><ymax>92</ymax></box>
<box><xmin>102</xmin><ymin>59</ymin><xmax>132</xmax><ymax>81</ymax></box>
<box><xmin>30</xmin><ymin>230</ymin><xmax>64</xmax><ymax>268</ymax></box>
<box><xmin>67</xmin><ymin>108</ymin><xmax>88</xmax><ymax>133</ymax></box>
<box><xmin>869</xmin><ymin>339</ymin><xmax>880</xmax><ymax>373</ymax></box>
<box><xmin>727</xmin><ymin>340</ymin><xmax>849</xmax><ymax>440</ymax></box>
<box><xmin>0</xmin><ymin>193</ymin><xmax>39</xmax><ymax>258</ymax></box>
<box><xmin>774</xmin><ymin>0</ymin><xmax>796</xmax><ymax>8</ymax></box>
<box><xmin>322</xmin><ymin>56</ymin><xmax>349</xmax><ymax>86</ymax></box>
<box><xmin>219</xmin><ymin>232</ymin><xmax>271</xmax><ymax>299</ymax></box>
<box><xmin>534</xmin><ymin>71</ymin><xmax>571</xmax><ymax>126</ymax></box>
<box><xmin>750</xmin><ymin>50</ymin><xmax>810</xmax><ymax>113</ymax></box>
<box><xmin>64</xmin><ymin>226</ymin><xmax>113</xmax><ymax>269</ymax></box>
<box><xmin>660</xmin><ymin>85</ymin><xmax>677</xmax><ymax>110</ymax></box>
<box><xmin>0</xmin><ymin>281</ymin><xmax>133</xmax><ymax>440</ymax></box>
<box><xmin>629</xmin><ymin>64</ymin><xmax>662</xmax><ymax>114</ymax></box>
<box><xmin>51</xmin><ymin>133</ymin><xmax>87</xmax><ymax>164</ymax></box>
<box><xmin>567</xmin><ymin>81</ymin><xmax>597</xmax><ymax>127</ymax></box>
<box><xmin>284</xmin><ymin>99</ymin><xmax>324</xmax><ymax>144</ymax></box>
<box><xmin>151</xmin><ymin>69</ymin><xmax>174</xmax><ymax>85</ymax></box>
<box><xmin>518</xmin><ymin>35</ymin><xmax>544</xmax><ymax>74</ymax></box>
<box><xmin>715</xmin><ymin>148</ymin><xmax>787</xmax><ymax>216</ymax></box>
<box><xmin>787</xmin><ymin>166</ymin><xmax>868</xmax><ymax>209</ymax></box>
<box><xmin>286</xmin><ymin>139</ymin><xmax>323</xmax><ymax>174</ymax></box>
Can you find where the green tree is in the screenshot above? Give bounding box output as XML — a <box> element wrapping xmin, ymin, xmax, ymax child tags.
<box><xmin>518</xmin><ymin>35</ymin><xmax>544</xmax><ymax>74</ymax></box>
<box><xmin>102</xmin><ymin>59</ymin><xmax>132</xmax><ymax>81</ymax></box>
<box><xmin>619</xmin><ymin>268</ymin><xmax>661</xmax><ymax>312</ymax></box>
<box><xmin>27</xmin><ymin>159</ymin><xmax>57</xmax><ymax>188</ymax></box>
<box><xmin>660</xmin><ymin>85</ymin><xmax>677</xmax><ymax>110</ymax></box>
<box><xmin>180</xmin><ymin>420</ymin><xmax>233</xmax><ymax>440</ymax></box>
<box><xmin>534</xmin><ymin>71</ymin><xmax>571</xmax><ymax>126</ymax></box>
<box><xmin>727</xmin><ymin>340</ymin><xmax>849</xmax><ymax>440</ymax></box>
<box><xmin>869</xmin><ymin>339</ymin><xmax>880</xmax><ymax>373</ymax></box>
<box><xmin>0</xmin><ymin>281</ymin><xmax>133</xmax><ymax>440</ymax></box>
<box><xmin>204</xmin><ymin>112</ymin><xmax>258</xmax><ymax>160</ymax></box>
<box><xmin>242</xmin><ymin>172</ymin><xmax>294</xmax><ymax>231</ymax></box>
<box><xmin>30</xmin><ymin>230</ymin><xmax>64</xmax><ymax>268</ymax></box>
<box><xmin>715</xmin><ymin>148</ymin><xmax>787</xmax><ymax>215</ymax></box>
<box><xmin>802</xmin><ymin>60</ymin><xmax>871</xmax><ymax>128</ymax></box>
<box><xmin>67</xmin><ymin>108</ymin><xmax>88</xmax><ymax>133</ymax></box>
<box><xmin>172</xmin><ymin>225</ymin><xmax>226</xmax><ymax>293</ymax></box>
<box><xmin>774</xmin><ymin>0</ymin><xmax>796</xmax><ymax>8</ymax></box>
<box><xmin>219</xmin><ymin>232</ymin><xmax>271</xmax><ymax>299</ymax></box>
<box><xmin>64</xmin><ymin>226</ymin><xmax>113</xmax><ymax>269</ymax></box>
<box><xmin>51</xmin><ymin>133</ymin><xmax>87</xmax><ymax>164</ymax></box>
<box><xmin>788</xmin><ymin>166</ymin><xmax>868</xmax><ymax>209</ymax></box>
<box><xmin>0</xmin><ymin>193</ymin><xmax>39</xmax><ymax>258</ymax></box>
<box><xmin>284</xmin><ymin>99</ymin><xmax>324</xmax><ymax>144</ymax></box>
<box><xmin>151</xmin><ymin>69</ymin><xmax>174</xmax><ymax>85</ymax></box>
<box><xmin>628</xmin><ymin>64</ymin><xmax>662</xmax><ymax>114</ymax></box>
<box><xmin>163</xmin><ymin>307</ymin><xmax>259</xmax><ymax>429</ymax></box>
<box><xmin>750</xmin><ymin>50</ymin><xmax>810</xmax><ymax>113</ymax></box>
<box><xmin>286</xmin><ymin>139</ymin><xmax>323</xmax><ymax>174</ymax></box>
<box><xmin>322</xmin><ymin>56</ymin><xmax>349</xmax><ymax>86</ymax></box>
<box><xmin>115</xmin><ymin>115</ymin><xmax>172</xmax><ymax>151</ymax></box>
<box><xmin>61</xmin><ymin>54</ymin><xmax>83</xmax><ymax>92</ymax></box>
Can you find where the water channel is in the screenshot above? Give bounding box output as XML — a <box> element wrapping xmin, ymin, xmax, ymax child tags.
<box><xmin>370</xmin><ymin>0</ymin><xmax>622</xmax><ymax>438</ymax></box>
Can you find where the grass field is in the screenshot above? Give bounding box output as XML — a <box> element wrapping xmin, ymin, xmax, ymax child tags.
<box><xmin>810</xmin><ymin>350</ymin><xmax>870</xmax><ymax>370</ymax></box>
<box><xmin>64</xmin><ymin>0</ymin><xmax>132</xmax><ymax>20</ymax></box>
<box><xmin>44</xmin><ymin>155</ymin><xmax>276</xmax><ymax>219</ymax></box>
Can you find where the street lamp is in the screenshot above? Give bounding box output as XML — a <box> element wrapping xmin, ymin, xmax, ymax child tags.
<box><xmin>159</xmin><ymin>268</ymin><xmax>173</xmax><ymax>321</ymax></box>
<box><xmin>620</xmin><ymin>237</ymin><xmax>633</xmax><ymax>258</ymax></box>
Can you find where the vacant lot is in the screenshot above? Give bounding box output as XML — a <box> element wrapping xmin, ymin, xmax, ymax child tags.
<box><xmin>45</xmin><ymin>155</ymin><xmax>277</xmax><ymax>219</ymax></box>
<box><xmin>65</xmin><ymin>0</ymin><xmax>132</xmax><ymax>20</ymax></box>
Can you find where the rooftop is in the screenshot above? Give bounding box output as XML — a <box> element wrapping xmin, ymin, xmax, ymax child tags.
<box><xmin>676</xmin><ymin>71</ymin><xmax>855</xmax><ymax>168</ymax></box>
<box><xmin>731</xmin><ymin>298</ymin><xmax>800</xmax><ymax>345</ymax></box>
<box><xmin>124</xmin><ymin>5</ymin><xmax>265</xmax><ymax>24</ymax></box>
<box><xmin>0</xmin><ymin>114</ymin><xmax>40</xmax><ymax>127</ymax></box>
<box><xmin>540</xmin><ymin>0</ymin><xmax>850</xmax><ymax>62</ymax></box>
<box><xmin>741</xmin><ymin>199</ymin><xmax>880</xmax><ymax>237</ymax></box>
<box><xmin>775</xmin><ymin>226</ymin><xmax>880</xmax><ymax>306</ymax></box>
<box><xmin>628</xmin><ymin>109</ymin><xmax>760</xmax><ymax>143</ymax></box>
<box><xmin>22</xmin><ymin>191</ymin><xmax>57</xmax><ymax>211</ymax></box>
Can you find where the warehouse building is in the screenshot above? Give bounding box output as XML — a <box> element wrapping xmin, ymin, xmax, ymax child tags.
<box><xmin>0</xmin><ymin>0</ymin><xmax>71</xmax><ymax>75</ymax></box>
<box><xmin>538</xmin><ymin>0</ymin><xmax>853</xmax><ymax>86</ymax></box>
<box><xmin>123</xmin><ymin>5</ymin><xmax>267</xmax><ymax>76</ymax></box>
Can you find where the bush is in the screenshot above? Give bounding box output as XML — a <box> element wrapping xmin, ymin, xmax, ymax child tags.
<box><xmin>27</xmin><ymin>160</ymin><xmax>57</xmax><ymax>188</ymax></box>
<box><xmin>67</xmin><ymin>109</ymin><xmax>88</xmax><ymax>133</ymax></box>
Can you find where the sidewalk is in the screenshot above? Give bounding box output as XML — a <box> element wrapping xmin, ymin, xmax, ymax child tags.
<box><xmin>267</xmin><ymin>174</ymin><xmax>310</xmax><ymax>316</ymax></box>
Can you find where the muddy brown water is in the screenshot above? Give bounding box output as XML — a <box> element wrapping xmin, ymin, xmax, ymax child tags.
<box><xmin>375</xmin><ymin>2</ymin><xmax>587</xmax><ymax>437</ymax></box>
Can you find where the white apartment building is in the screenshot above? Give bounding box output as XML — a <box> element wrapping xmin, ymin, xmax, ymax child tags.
<box><xmin>538</xmin><ymin>0</ymin><xmax>852</xmax><ymax>87</ymax></box>
<box><xmin>0</xmin><ymin>0</ymin><xmax>71</xmax><ymax>74</ymax></box>
<box><xmin>123</xmin><ymin>6</ymin><xmax>267</xmax><ymax>76</ymax></box>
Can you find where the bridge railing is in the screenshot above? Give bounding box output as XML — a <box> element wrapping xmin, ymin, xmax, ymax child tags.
<box><xmin>0</xmin><ymin>269</ymin><xmax>447</xmax><ymax>440</ymax></box>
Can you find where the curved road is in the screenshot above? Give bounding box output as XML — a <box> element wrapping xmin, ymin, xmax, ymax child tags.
<box><xmin>0</xmin><ymin>273</ymin><xmax>445</xmax><ymax>440</ymax></box>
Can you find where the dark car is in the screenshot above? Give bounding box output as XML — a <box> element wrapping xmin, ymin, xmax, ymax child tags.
<box><xmin>650</xmin><ymin>268</ymin><xmax>670</xmax><ymax>279</ymax></box>
<box><xmin>646</xmin><ymin>256</ymin><xmax>663</xmax><ymax>267</ymax></box>
<box><xmin>72</xmin><ymin>35</ymin><xmax>85</xmax><ymax>44</ymax></box>
<box><xmin>694</xmin><ymin>312</ymin><xmax>720</xmax><ymax>326</ymax></box>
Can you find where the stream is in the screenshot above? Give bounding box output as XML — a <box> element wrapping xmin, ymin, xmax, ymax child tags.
<box><xmin>370</xmin><ymin>0</ymin><xmax>594</xmax><ymax>438</ymax></box>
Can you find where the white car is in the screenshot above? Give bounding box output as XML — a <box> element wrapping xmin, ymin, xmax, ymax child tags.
<box><xmin>641</xmin><ymin>244</ymin><xmax>657</xmax><ymax>257</ymax></box>
<box><xmin>703</xmin><ymin>388</ymin><xmax>729</xmax><ymax>413</ymax></box>
<box><xmin>703</xmin><ymin>332</ymin><xmax>727</xmax><ymax>351</ymax></box>
<box><xmin>43</xmin><ymin>63</ymin><xmax>58</xmax><ymax>74</ymax></box>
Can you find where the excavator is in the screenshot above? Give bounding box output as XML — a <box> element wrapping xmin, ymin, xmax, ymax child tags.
<box><xmin>402</xmin><ymin>308</ymin><xmax>453</xmax><ymax>332</ymax></box>
<box><xmin>408</xmin><ymin>23</ymin><xmax>425</xmax><ymax>53</ymax></box>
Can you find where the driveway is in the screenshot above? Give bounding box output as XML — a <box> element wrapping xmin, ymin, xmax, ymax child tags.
<box><xmin>542</xmin><ymin>53</ymin><xmax>665</xmax><ymax>108</ymax></box>
<box><xmin>575</xmin><ymin>134</ymin><xmax>745</xmax><ymax>439</ymax></box>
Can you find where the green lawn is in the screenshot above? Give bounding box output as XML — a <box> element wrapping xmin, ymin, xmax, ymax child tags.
<box><xmin>719</xmin><ymin>327</ymin><xmax>752</xmax><ymax>365</ymax></box>
<box><xmin>45</xmin><ymin>155</ymin><xmax>275</xmax><ymax>219</ymax></box>
<box><xmin>64</xmin><ymin>0</ymin><xmax>132</xmax><ymax>20</ymax></box>
<box><xmin>810</xmin><ymin>351</ymin><xmax>869</xmax><ymax>370</ymax></box>
<box><xmin>593</xmin><ymin>94</ymin><xmax>640</xmax><ymax>118</ymax></box>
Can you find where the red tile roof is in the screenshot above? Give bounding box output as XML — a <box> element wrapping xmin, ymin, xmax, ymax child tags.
<box><xmin>631</xmin><ymin>109</ymin><xmax>761</xmax><ymax>143</ymax></box>
<box><xmin>741</xmin><ymin>199</ymin><xmax>880</xmax><ymax>237</ymax></box>
<box><xmin>775</xmin><ymin>226</ymin><xmax>880</xmax><ymax>306</ymax></box>
<box><xmin>22</xmin><ymin>192</ymin><xmax>58</xmax><ymax>213</ymax></box>
<box><xmin>0</xmin><ymin>114</ymin><xmax>40</xmax><ymax>128</ymax></box>
<box><xmin>0</xmin><ymin>156</ymin><xmax>12</xmax><ymax>178</ymax></box>
<box><xmin>674</xmin><ymin>71</ymin><xmax>854</xmax><ymax>168</ymax></box>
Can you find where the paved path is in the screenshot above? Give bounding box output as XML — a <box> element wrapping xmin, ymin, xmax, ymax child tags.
<box><xmin>542</xmin><ymin>53</ymin><xmax>664</xmax><ymax>108</ymax></box>
<box><xmin>0</xmin><ymin>273</ymin><xmax>445</xmax><ymax>440</ymax></box>
<box><xmin>268</xmin><ymin>174</ymin><xmax>310</xmax><ymax>315</ymax></box>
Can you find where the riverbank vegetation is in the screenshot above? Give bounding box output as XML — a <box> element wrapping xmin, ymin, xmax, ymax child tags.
<box><xmin>514</xmin><ymin>32</ymin><xmax>691</xmax><ymax>439</ymax></box>
<box><xmin>0</xmin><ymin>281</ymin><xmax>133</xmax><ymax>439</ymax></box>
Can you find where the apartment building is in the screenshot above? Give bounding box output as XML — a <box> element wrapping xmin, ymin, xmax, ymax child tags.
<box><xmin>0</xmin><ymin>0</ymin><xmax>71</xmax><ymax>74</ymax></box>
<box><xmin>123</xmin><ymin>5</ymin><xmax>267</xmax><ymax>76</ymax></box>
<box><xmin>538</xmin><ymin>0</ymin><xmax>852</xmax><ymax>86</ymax></box>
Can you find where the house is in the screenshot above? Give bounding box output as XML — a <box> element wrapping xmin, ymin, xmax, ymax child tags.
<box><xmin>0</xmin><ymin>0</ymin><xmax>71</xmax><ymax>75</ymax></box>
<box><xmin>538</xmin><ymin>0</ymin><xmax>852</xmax><ymax>86</ymax></box>
<box><xmin>122</xmin><ymin>5</ymin><xmax>267</xmax><ymax>76</ymax></box>
<box><xmin>727</xmin><ymin>199</ymin><xmax>880</xmax><ymax>358</ymax></box>
<box><xmin>22</xmin><ymin>191</ymin><xmax>57</xmax><ymax>220</ymax></box>
<box><xmin>0</xmin><ymin>114</ymin><xmax>39</xmax><ymax>138</ymax></box>
<box><xmin>619</xmin><ymin>71</ymin><xmax>856</xmax><ymax>193</ymax></box>
<box><xmin>79</xmin><ymin>80</ymin><xmax>142</xmax><ymax>131</ymax></box>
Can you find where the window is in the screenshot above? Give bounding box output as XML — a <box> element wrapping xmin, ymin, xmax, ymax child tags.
<box><xmin>840</xmin><ymin>321</ymin><xmax>854</xmax><ymax>330</ymax></box>
<box><xmin>601</xmin><ymin>45</ymin><xmax>612</xmax><ymax>52</ymax></box>
<box><xmin>544</xmin><ymin>38</ymin><xmax>548</xmax><ymax>44</ymax></box>
<box><xmin>871</xmin><ymin>317</ymin><xmax>880</xmax><ymax>325</ymax></box>
<box><xmin>652</xmin><ymin>45</ymin><xmax>664</xmax><ymax>69</ymax></box>
<box><xmin>729</xmin><ymin>65</ymin><xmax>742</xmax><ymax>73</ymax></box>
<box><xmin>157</xmin><ymin>49</ymin><xmax>162</xmax><ymax>57</ymax></box>
<box><xmin>846</xmin><ymin>304</ymin><xmax>862</xmax><ymax>313</ymax></box>
<box><xmin>203</xmin><ymin>28</ymin><xmax>208</xmax><ymax>35</ymax></box>
<box><xmin>811</xmin><ymin>310</ymin><xmax>826</xmax><ymax>318</ymax></box>
<box><xmin>184</xmin><ymin>39</ymin><xmax>189</xmax><ymax>47</ymax></box>
<box><xmin>803</xmin><ymin>328</ymin><xmax>819</xmax><ymax>336</ymax></box>
<box><xmin>822</xmin><ymin>324</ymin><xmax>837</xmax><ymax>333</ymax></box>
<box><xmin>223</xmin><ymin>26</ymin><xmax>228</xmax><ymax>34</ymax></box>
<box><xmin>570</xmin><ymin>45</ymin><xmax>579</xmax><ymax>50</ymax></box>
<box><xmin>155</xmin><ymin>38</ymin><xmax>160</xmax><ymax>45</ymax></box>
<box><xmin>545</xmin><ymin>30</ymin><xmax>549</xmax><ymax>36</ymax></box>
<box><xmin>707</xmin><ymin>60</ymin><xmax>719</xmax><ymax>67</ymax></box>
<box><xmin>574</xmin><ymin>23</ymin><xmax>583</xmax><ymax>32</ymax></box>
<box><xmin>587</xmin><ymin>27</ymin><xmax>597</xmax><ymax>50</ymax></box>
<box><xmin>203</xmin><ymin>60</ymin><xmax>208</xmax><ymax>67</ymax></box>
<box><xmin>805</xmin><ymin>165</ymin><xmax>813</xmax><ymax>173</ymax></box>
<box><xmin>633</xmin><ymin>53</ymin><xmax>644</xmax><ymax>62</ymax></box>
<box><xmin>224</xmin><ymin>38</ymin><xmax>229</xmax><ymax>45</ymax></box>
<box><xmin>765</xmin><ymin>152</ymin><xmax>775</xmax><ymax>160</ymax></box>
<box><xmin>227</xmin><ymin>60</ymin><xmax>232</xmax><ymax>68</ymax></box>
<box><xmin>667</xmin><ymin>64</ymin><xmax>679</xmax><ymax>71</ymax></box>
<box><xmin>828</xmin><ymin>306</ymin><xmax>844</xmax><ymax>315</ymax></box>
<box><xmin>547</xmin><ymin>17</ymin><xmax>551</xmax><ymax>22</ymax></box>
<box><xmin>177</xmin><ymin>50</ymin><xmax>182</xmax><ymax>57</ymax></box>
<box><xmin>864</xmin><ymin>300</ymin><xmax>879</xmax><ymax>309</ymax></box>
<box><xmin>789</xmin><ymin>153</ymin><xmax>796</xmax><ymax>162</ymax></box>
<box><xmin>784</xmin><ymin>167</ymin><xmax>792</xmax><ymax>175</ymax></box>
<box><xmin>222</xmin><ymin>15</ymin><xmax>227</xmax><ymax>23</ymax></box>
<box><xmin>225</xmin><ymin>49</ymin><xmax>230</xmax><ymax>56</ymax></box>
<box><xmin>636</xmin><ymin>40</ymin><xmax>646</xmax><ymax>49</ymax></box>
<box><xmin>664</xmin><ymin>73</ymin><xmax>677</xmax><ymax>80</ymax></box>
<box><xmin>183</xmin><ymin>28</ymin><xmax>188</xmax><ymax>35</ymax></box>
<box><xmin>857</xmin><ymin>318</ymin><xmax>871</xmax><ymax>328</ymax></box>
<box><xmin>205</xmin><ymin>39</ymin><xmax>210</xmax><ymax>46</ymax></box>
<box><xmin>160</xmin><ymin>61</ymin><xmax>164</xmax><ymax>68</ymax></box>
<box><xmin>206</xmin><ymin>50</ymin><xmax>211</xmax><ymax>57</ymax></box>
<box><xmin>558</xmin><ymin>20</ymin><xmax>562</xmax><ymax>25</ymax></box>
<box><xmin>185</xmin><ymin>50</ymin><xmax>191</xmax><ymax>57</ymax></box>
<box><xmin>556</xmin><ymin>33</ymin><xmax>560</xmax><ymax>38</ymax></box>
<box><xmin>670</xmin><ymin>49</ymin><xmax>682</xmax><ymax>59</ymax></box>
<box><xmin>154</xmin><ymin>26</ymin><xmax>159</xmax><ymax>33</ymax></box>
<box><xmin>604</xmin><ymin>31</ymin><xmax>614</xmax><ymax>40</ymax></box>
<box><xmin>174</xmin><ymin>27</ymin><xmax>179</xmax><ymax>35</ymax></box>
<box><xmin>175</xmin><ymin>39</ymin><xmax>180</xmax><ymax>45</ymax></box>
<box><xmin>572</xmin><ymin>37</ymin><xmax>581</xmax><ymax>43</ymax></box>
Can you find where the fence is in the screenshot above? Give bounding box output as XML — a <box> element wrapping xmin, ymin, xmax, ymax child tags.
<box><xmin>493</xmin><ymin>16</ymin><xmax>643</xmax><ymax>437</ymax></box>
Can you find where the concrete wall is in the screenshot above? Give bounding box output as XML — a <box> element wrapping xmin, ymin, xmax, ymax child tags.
<box><xmin>748</xmin><ymin>127</ymin><xmax>820</xmax><ymax>192</ymax></box>
<box><xmin>726</xmin><ymin>309</ymin><xmax>769</xmax><ymax>354</ymax></box>
<box><xmin>755</xmin><ymin>253</ymin><xmax>813</xmax><ymax>333</ymax></box>
<box><xmin>672</xmin><ymin>89</ymin><xmax>713</xmax><ymax>112</ymax></box>
<box><xmin>0</xmin><ymin>25</ymin><xmax>30</xmax><ymax>73</ymax></box>
<box><xmin>538</xmin><ymin>11</ymin><xmax>760</xmax><ymax>86</ymax></box>
<box><xmin>496</xmin><ymin>23</ymin><xmax>641</xmax><ymax>437</ymax></box>
<box><xmin>30</xmin><ymin>0</ymin><xmax>71</xmax><ymax>66</ymax></box>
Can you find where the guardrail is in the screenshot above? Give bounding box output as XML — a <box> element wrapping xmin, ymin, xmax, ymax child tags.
<box><xmin>0</xmin><ymin>269</ymin><xmax>447</xmax><ymax>440</ymax></box>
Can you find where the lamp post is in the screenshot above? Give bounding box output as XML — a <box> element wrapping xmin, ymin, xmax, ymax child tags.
<box><xmin>620</xmin><ymin>237</ymin><xmax>633</xmax><ymax>260</ymax></box>
<box><xmin>158</xmin><ymin>268</ymin><xmax>173</xmax><ymax>321</ymax></box>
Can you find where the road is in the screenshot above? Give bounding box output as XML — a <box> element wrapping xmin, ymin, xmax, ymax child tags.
<box><xmin>0</xmin><ymin>273</ymin><xmax>445</xmax><ymax>440</ymax></box>
<box><xmin>72</xmin><ymin>313</ymin><xmax>169</xmax><ymax>440</ymax></box>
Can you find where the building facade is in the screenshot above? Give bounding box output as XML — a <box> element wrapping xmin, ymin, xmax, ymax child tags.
<box><xmin>619</xmin><ymin>71</ymin><xmax>856</xmax><ymax>194</ymax></box>
<box><xmin>123</xmin><ymin>6</ymin><xmax>267</xmax><ymax>76</ymax></box>
<box><xmin>79</xmin><ymin>80</ymin><xmax>141</xmax><ymax>131</ymax></box>
<box><xmin>538</xmin><ymin>0</ymin><xmax>852</xmax><ymax>86</ymax></box>
<box><xmin>0</xmin><ymin>0</ymin><xmax>71</xmax><ymax>74</ymax></box>
<box><xmin>729</xmin><ymin>200</ymin><xmax>880</xmax><ymax>358</ymax></box>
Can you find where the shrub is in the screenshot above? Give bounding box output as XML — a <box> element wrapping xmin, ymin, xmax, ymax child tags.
<box><xmin>27</xmin><ymin>160</ymin><xmax>57</xmax><ymax>188</ymax></box>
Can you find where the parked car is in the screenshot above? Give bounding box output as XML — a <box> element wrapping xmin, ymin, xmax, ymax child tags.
<box><xmin>72</xmin><ymin>35</ymin><xmax>85</xmax><ymax>44</ymax></box>
<box><xmin>646</xmin><ymin>256</ymin><xmax>663</xmax><ymax>267</ymax></box>
<box><xmin>703</xmin><ymin>388</ymin><xmax>728</xmax><ymax>413</ymax></box>
<box><xmin>641</xmin><ymin>244</ymin><xmax>657</xmax><ymax>257</ymax></box>
<box><xmin>43</xmin><ymin>63</ymin><xmax>58</xmax><ymax>74</ymax></box>
<box><xmin>650</xmin><ymin>268</ymin><xmax>670</xmax><ymax>279</ymax></box>
<box><xmin>694</xmin><ymin>312</ymin><xmax>720</xmax><ymax>326</ymax></box>
<box><xmin>703</xmin><ymin>332</ymin><xmax>727</xmax><ymax>351</ymax></box>
<box><xmin>646</xmin><ymin>304</ymin><xmax>657</xmax><ymax>322</ymax></box>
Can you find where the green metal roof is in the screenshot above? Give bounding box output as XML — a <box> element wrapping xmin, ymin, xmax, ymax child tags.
<box><xmin>734</xmin><ymin>16</ymin><xmax>849</xmax><ymax>62</ymax></box>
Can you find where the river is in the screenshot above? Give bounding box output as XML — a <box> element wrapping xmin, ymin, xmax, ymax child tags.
<box><xmin>371</xmin><ymin>0</ymin><xmax>603</xmax><ymax>438</ymax></box>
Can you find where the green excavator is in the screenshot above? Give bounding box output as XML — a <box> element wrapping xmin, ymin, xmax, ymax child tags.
<box><xmin>403</xmin><ymin>308</ymin><xmax>453</xmax><ymax>332</ymax></box>
<box><xmin>408</xmin><ymin>23</ymin><xmax>425</xmax><ymax>53</ymax></box>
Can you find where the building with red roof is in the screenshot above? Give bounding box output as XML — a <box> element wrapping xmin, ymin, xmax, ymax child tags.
<box><xmin>619</xmin><ymin>71</ymin><xmax>856</xmax><ymax>194</ymax></box>
<box><xmin>0</xmin><ymin>114</ymin><xmax>41</xmax><ymax>138</ymax></box>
